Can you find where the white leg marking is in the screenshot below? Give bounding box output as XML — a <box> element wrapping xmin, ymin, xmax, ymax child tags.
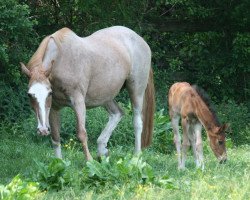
<box><xmin>51</xmin><ymin>139</ymin><xmax>62</xmax><ymax>159</ymax></box>
<box><xmin>171</xmin><ymin>116</ymin><xmax>182</xmax><ymax>168</ymax></box>
<box><xmin>134</xmin><ymin>108</ymin><xmax>143</xmax><ymax>154</ymax></box>
<box><xmin>188</xmin><ymin>124</ymin><xmax>199</xmax><ymax>166</ymax></box>
<box><xmin>180</xmin><ymin>119</ymin><xmax>190</xmax><ymax>170</ymax></box>
<box><xmin>194</xmin><ymin>123</ymin><xmax>204</xmax><ymax>170</ymax></box>
<box><xmin>97</xmin><ymin>112</ymin><xmax>122</xmax><ymax>156</ymax></box>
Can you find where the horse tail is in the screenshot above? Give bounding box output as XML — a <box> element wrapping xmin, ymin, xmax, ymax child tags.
<box><xmin>141</xmin><ymin>67</ymin><xmax>155</xmax><ymax>148</ymax></box>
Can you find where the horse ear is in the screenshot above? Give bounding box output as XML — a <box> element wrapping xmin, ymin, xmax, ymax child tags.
<box><xmin>20</xmin><ymin>62</ymin><xmax>31</xmax><ymax>77</ymax></box>
<box><xmin>219</xmin><ymin>123</ymin><xmax>230</xmax><ymax>134</ymax></box>
<box><xmin>44</xmin><ymin>60</ymin><xmax>54</xmax><ymax>77</ymax></box>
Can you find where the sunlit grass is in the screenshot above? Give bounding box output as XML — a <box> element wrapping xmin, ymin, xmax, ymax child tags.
<box><xmin>0</xmin><ymin>107</ymin><xmax>249</xmax><ymax>200</ymax></box>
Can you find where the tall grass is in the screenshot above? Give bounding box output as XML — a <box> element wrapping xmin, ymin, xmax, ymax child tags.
<box><xmin>0</xmin><ymin>104</ymin><xmax>249</xmax><ymax>200</ymax></box>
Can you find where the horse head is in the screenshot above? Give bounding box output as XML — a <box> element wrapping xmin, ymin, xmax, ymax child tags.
<box><xmin>21</xmin><ymin>62</ymin><xmax>53</xmax><ymax>136</ymax></box>
<box><xmin>209</xmin><ymin>123</ymin><xmax>229</xmax><ymax>163</ymax></box>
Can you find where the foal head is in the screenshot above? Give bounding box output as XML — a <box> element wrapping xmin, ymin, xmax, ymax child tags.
<box><xmin>21</xmin><ymin>62</ymin><xmax>52</xmax><ymax>136</ymax></box>
<box><xmin>209</xmin><ymin>124</ymin><xmax>228</xmax><ymax>163</ymax></box>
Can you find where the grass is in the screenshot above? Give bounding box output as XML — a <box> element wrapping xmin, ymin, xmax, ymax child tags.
<box><xmin>0</xmin><ymin>107</ymin><xmax>249</xmax><ymax>200</ymax></box>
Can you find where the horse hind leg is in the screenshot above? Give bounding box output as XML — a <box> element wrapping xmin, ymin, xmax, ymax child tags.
<box><xmin>97</xmin><ymin>100</ymin><xmax>123</xmax><ymax>157</ymax></box>
<box><xmin>181</xmin><ymin>117</ymin><xmax>190</xmax><ymax>169</ymax></box>
<box><xmin>189</xmin><ymin>121</ymin><xmax>204</xmax><ymax>170</ymax></box>
<box><xmin>194</xmin><ymin>123</ymin><xmax>204</xmax><ymax>170</ymax></box>
<box><xmin>126</xmin><ymin>85</ymin><xmax>144</xmax><ymax>154</ymax></box>
<box><xmin>133</xmin><ymin>96</ymin><xmax>144</xmax><ymax>154</ymax></box>
<box><xmin>170</xmin><ymin>113</ymin><xmax>181</xmax><ymax>169</ymax></box>
<box><xmin>187</xmin><ymin>123</ymin><xmax>198</xmax><ymax>166</ymax></box>
<box><xmin>122</xmin><ymin>85</ymin><xmax>143</xmax><ymax>153</ymax></box>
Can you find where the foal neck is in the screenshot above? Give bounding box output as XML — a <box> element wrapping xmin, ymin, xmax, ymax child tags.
<box><xmin>194</xmin><ymin>97</ymin><xmax>220</xmax><ymax>133</ymax></box>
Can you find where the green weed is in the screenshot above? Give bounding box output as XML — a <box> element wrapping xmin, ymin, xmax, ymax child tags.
<box><xmin>0</xmin><ymin>175</ymin><xmax>43</xmax><ymax>200</ymax></box>
<box><xmin>31</xmin><ymin>158</ymin><xmax>73</xmax><ymax>191</ymax></box>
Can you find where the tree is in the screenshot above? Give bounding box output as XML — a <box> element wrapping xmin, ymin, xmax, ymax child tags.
<box><xmin>0</xmin><ymin>0</ymin><xmax>37</xmax><ymax>121</ymax></box>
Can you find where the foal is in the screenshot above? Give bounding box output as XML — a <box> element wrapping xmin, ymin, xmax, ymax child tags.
<box><xmin>168</xmin><ymin>82</ymin><xmax>228</xmax><ymax>170</ymax></box>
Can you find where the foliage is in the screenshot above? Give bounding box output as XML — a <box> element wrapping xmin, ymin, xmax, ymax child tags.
<box><xmin>0</xmin><ymin>81</ymin><xmax>31</xmax><ymax>122</ymax></box>
<box><xmin>83</xmin><ymin>154</ymin><xmax>176</xmax><ymax>190</ymax></box>
<box><xmin>0</xmin><ymin>1</ymin><xmax>249</xmax><ymax>198</ymax></box>
<box><xmin>0</xmin><ymin>175</ymin><xmax>42</xmax><ymax>200</ymax></box>
<box><xmin>27</xmin><ymin>154</ymin><xmax>176</xmax><ymax>194</ymax></box>
<box><xmin>231</xmin><ymin>33</ymin><xmax>250</xmax><ymax>104</ymax></box>
<box><xmin>31</xmin><ymin>158</ymin><xmax>72</xmax><ymax>191</ymax></box>
<box><xmin>0</xmin><ymin>0</ymin><xmax>37</xmax><ymax>122</ymax></box>
<box><xmin>0</xmin><ymin>113</ymin><xmax>250</xmax><ymax>199</ymax></box>
<box><xmin>217</xmin><ymin>100</ymin><xmax>250</xmax><ymax>145</ymax></box>
<box><xmin>0</xmin><ymin>0</ymin><xmax>249</xmax><ymax>125</ymax></box>
<box><xmin>152</xmin><ymin>109</ymin><xmax>175</xmax><ymax>154</ymax></box>
<box><xmin>0</xmin><ymin>0</ymin><xmax>37</xmax><ymax>82</ymax></box>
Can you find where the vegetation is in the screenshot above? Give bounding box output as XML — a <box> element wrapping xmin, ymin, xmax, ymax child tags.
<box><xmin>0</xmin><ymin>109</ymin><xmax>249</xmax><ymax>199</ymax></box>
<box><xmin>0</xmin><ymin>0</ymin><xmax>249</xmax><ymax>199</ymax></box>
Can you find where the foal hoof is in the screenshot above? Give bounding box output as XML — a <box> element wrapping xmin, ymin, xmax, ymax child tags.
<box><xmin>178</xmin><ymin>166</ymin><xmax>186</xmax><ymax>170</ymax></box>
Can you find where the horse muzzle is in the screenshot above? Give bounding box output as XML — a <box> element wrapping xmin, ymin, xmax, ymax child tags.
<box><xmin>218</xmin><ymin>155</ymin><xmax>227</xmax><ymax>164</ymax></box>
<box><xmin>37</xmin><ymin>127</ymin><xmax>50</xmax><ymax>136</ymax></box>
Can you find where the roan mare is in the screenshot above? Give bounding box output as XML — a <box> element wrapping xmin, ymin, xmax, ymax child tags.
<box><xmin>168</xmin><ymin>82</ymin><xmax>228</xmax><ymax>170</ymax></box>
<box><xmin>20</xmin><ymin>26</ymin><xmax>155</xmax><ymax>161</ymax></box>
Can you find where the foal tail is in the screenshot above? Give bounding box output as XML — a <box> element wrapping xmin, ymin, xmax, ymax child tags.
<box><xmin>141</xmin><ymin>68</ymin><xmax>155</xmax><ymax>148</ymax></box>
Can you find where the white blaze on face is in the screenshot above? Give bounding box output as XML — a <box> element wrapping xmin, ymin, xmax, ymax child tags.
<box><xmin>28</xmin><ymin>82</ymin><xmax>52</xmax><ymax>134</ymax></box>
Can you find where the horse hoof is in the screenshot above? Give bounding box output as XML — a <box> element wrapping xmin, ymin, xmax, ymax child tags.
<box><xmin>97</xmin><ymin>150</ymin><xmax>109</xmax><ymax>162</ymax></box>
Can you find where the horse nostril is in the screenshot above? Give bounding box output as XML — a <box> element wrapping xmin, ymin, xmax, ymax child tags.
<box><xmin>48</xmin><ymin>127</ymin><xmax>51</xmax><ymax>132</ymax></box>
<box><xmin>219</xmin><ymin>158</ymin><xmax>227</xmax><ymax>164</ymax></box>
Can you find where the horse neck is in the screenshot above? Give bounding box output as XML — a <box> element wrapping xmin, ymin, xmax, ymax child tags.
<box><xmin>194</xmin><ymin>97</ymin><xmax>220</xmax><ymax>133</ymax></box>
<box><xmin>42</xmin><ymin>37</ymin><xmax>59</xmax><ymax>70</ymax></box>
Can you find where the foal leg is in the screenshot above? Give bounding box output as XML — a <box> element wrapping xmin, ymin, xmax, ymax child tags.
<box><xmin>170</xmin><ymin>114</ymin><xmax>182</xmax><ymax>169</ymax></box>
<box><xmin>49</xmin><ymin>107</ymin><xmax>62</xmax><ymax>158</ymax></box>
<box><xmin>188</xmin><ymin>124</ymin><xmax>199</xmax><ymax>167</ymax></box>
<box><xmin>194</xmin><ymin>123</ymin><xmax>204</xmax><ymax>170</ymax></box>
<box><xmin>97</xmin><ymin>100</ymin><xmax>123</xmax><ymax>157</ymax></box>
<box><xmin>181</xmin><ymin>117</ymin><xmax>190</xmax><ymax>169</ymax></box>
<box><xmin>72</xmin><ymin>99</ymin><xmax>92</xmax><ymax>161</ymax></box>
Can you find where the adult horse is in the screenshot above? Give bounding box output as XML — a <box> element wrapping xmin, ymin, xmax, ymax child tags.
<box><xmin>20</xmin><ymin>26</ymin><xmax>155</xmax><ymax>161</ymax></box>
<box><xmin>168</xmin><ymin>82</ymin><xmax>228</xmax><ymax>170</ymax></box>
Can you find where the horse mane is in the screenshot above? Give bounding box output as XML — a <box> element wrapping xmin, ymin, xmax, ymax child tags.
<box><xmin>51</xmin><ymin>27</ymin><xmax>72</xmax><ymax>49</ymax></box>
<box><xmin>27</xmin><ymin>36</ymin><xmax>50</xmax><ymax>69</ymax></box>
<box><xmin>27</xmin><ymin>27</ymin><xmax>72</xmax><ymax>69</ymax></box>
<box><xmin>192</xmin><ymin>85</ymin><xmax>221</xmax><ymax>126</ymax></box>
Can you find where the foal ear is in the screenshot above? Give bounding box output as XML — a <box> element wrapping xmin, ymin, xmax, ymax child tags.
<box><xmin>20</xmin><ymin>62</ymin><xmax>31</xmax><ymax>77</ymax></box>
<box><xmin>44</xmin><ymin>60</ymin><xmax>54</xmax><ymax>77</ymax></box>
<box><xmin>219</xmin><ymin>123</ymin><xmax>230</xmax><ymax>134</ymax></box>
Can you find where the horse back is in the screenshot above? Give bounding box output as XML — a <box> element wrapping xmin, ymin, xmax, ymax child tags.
<box><xmin>51</xmin><ymin>26</ymin><xmax>151</xmax><ymax>107</ymax></box>
<box><xmin>168</xmin><ymin>82</ymin><xmax>197</xmax><ymax>117</ymax></box>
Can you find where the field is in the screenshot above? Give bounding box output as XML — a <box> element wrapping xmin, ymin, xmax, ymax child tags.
<box><xmin>0</xmin><ymin>107</ymin><xmax>249</xmax><ymax>200</ymax></box>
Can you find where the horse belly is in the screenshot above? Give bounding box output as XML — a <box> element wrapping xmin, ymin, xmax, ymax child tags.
<box><xmin>85</xmin><ymin>78</ymin><xmax>125</xmax><ymax>107</ymax></box>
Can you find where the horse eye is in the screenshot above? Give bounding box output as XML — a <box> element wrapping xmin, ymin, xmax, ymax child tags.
<box><xmin>49</xmin><ymin>91</ymin><xmax>53</xmax><ymax>96</ymax></box>
<box><xmin>218</xmin><ymin>141</ymin><xmax>224</xmax><ymax>145</ymax></box>
<box><xmin>28</xmin><ymin>93</ymin><xmax>33</xmax><ymax>98</ymax></box>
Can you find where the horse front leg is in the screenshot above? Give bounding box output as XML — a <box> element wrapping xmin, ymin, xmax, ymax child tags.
<box><xmin>49</xmin><ymin>107</ymin><xmax>62</xmax><ymax>158</ymax></box>
<box><xmin>72</xmin><ymin>98</ymin><xmax>92</xmax><ymax>161</ymax></box>
<box><xmin>97</xmin><ymin>100</ymin><xmax>123</xmax><ymax>157</ymax></box>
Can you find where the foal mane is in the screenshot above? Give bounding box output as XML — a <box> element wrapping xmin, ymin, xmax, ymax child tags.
<box><xmin>192</xmin><ymin>85</ymin><xmax>221</xmax><ymax>126</ymax></box>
